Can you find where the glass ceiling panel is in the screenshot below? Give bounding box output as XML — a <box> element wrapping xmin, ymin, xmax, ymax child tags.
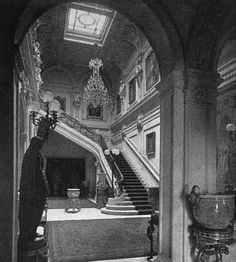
<box><xmin>64</xmin><ymin>3</ymin><xmax>116</xmax><ymax>46</ymax></box>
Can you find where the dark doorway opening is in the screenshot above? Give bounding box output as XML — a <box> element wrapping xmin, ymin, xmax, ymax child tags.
<box><xmin>46</xmin><ymin>158</ymin><xmax>86</xmax><ymax>197</ymax></box>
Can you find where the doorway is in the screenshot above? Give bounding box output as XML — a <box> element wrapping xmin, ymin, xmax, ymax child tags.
<box><xmin>46</xmin><ymin>158</ymin><xmax>85</xmax><ymax>197</ymax></box>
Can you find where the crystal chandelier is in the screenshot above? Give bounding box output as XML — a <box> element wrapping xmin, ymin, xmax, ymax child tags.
<box><xmin>83</xmin><ymin>57</ymin><xmax>109</xmax><ymax>107</ymax></box>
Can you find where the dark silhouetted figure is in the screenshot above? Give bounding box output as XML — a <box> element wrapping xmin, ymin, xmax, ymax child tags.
<box><xmin>18</xmin><ymin>121</ymin><xmax>49</xmax><ymax>260</ymax></box>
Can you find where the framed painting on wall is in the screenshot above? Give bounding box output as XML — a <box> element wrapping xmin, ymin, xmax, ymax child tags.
<box><xmin>129</xmin><ymin>77</ymin><xmax>136</xmax><ymax>104</ymax></box>
<box><xmin>146</xmin><ymin>51</ymin><xmax>160</xmax><ymax>91</ymax></box>
<box><xmin>87</xmin><ymin>104</ymin><xmax>102</xmax><ymax>119</ymax></box>
<box><xmin>146</xmin><ymin>131</ymin><xmax>156</xmax><ymax>158</ymax></box>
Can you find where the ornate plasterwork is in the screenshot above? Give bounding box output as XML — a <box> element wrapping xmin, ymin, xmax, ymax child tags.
<box><xmin>31</xmin><ymin>25</ymin><xmax>44</xmax><ymax>92</ymax></box>
<box><xmin>184</xmin><ymin>70</ymin><xmax>220</xmax><ymax>106</ymax></box>
<box><xmin>185</xmin><ymin>84</ymin><xmax>212</xmax><ymax>105</ymax></box>
<box><xmin>134</xmin><ymin>55</ymin><xmax>143</xmax><ymax>80</ymax></box>
<box><xmin>19</xmin><ymin>71</ymin><xmax>33</xmax><ymax>100</ymax></box>
<box><xmin>186</xmin><ymin>1</ymin><xmax>225</xmax><ymax>71</ymax></box>
<box><xmin>119</xmin><ymin>82</ymin><xmax>128</xmax><ymax>99</ymax></box>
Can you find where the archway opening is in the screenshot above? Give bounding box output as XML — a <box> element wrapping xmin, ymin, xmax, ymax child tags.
<box><xmin>14</xmin><ymin>0</ymin><xmax>183</xmax><ymax>261</ymax></box>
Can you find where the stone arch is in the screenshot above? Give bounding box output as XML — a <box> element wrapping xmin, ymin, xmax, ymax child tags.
<box><xmin>186</xmin><ymin>1</ymin><xmax>236</xmax><ymax>72</ymax></box>
<box><xmin>14</xmin><ymin>0</ymin><xmax>184</xmax><ymax>78</ymax></box>
<box><xmin>213</xmin><ymin>14</ymin><xmax>236</xmax><ymax>72</ymax></box>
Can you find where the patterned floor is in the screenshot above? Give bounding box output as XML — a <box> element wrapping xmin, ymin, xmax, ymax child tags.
<box><xmin>46</xmin><ymin>198</ymin><xmax>157</xmax><ymax>262</ymax></box>
<box><xmin>48</xmin><ymin>218</ymin><xmax>158</xmax><ymax>262</ymax></box>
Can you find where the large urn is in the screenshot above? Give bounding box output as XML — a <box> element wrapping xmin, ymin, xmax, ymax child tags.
<box><xmin>65</xmin><ymin>188</ymin><xmax>80</xmax><ymax>213</ymax></box>
<box><xmin>189</xmin><ymin>185</ymin><xmax>235</xmax><ymax>229</ymax></box>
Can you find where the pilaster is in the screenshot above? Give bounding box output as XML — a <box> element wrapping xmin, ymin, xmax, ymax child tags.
<box><xmin>184</xmin><ymin>68</ymin><xmax>220</xmax><ymax>194</ymax></box>
<box><xmin>183</xmin><ymin>68</ymin><xmax>219</xmax><ymax>262</ymax></box>
<box><xmin>159</xmin><ymin>70</ymin><xmax>185</xmax><ymax>261</ymax></box>
<box><xmin>158</xmin><ymin>68</ymin><xmax>219</xmax><ymax>262</ymax></box>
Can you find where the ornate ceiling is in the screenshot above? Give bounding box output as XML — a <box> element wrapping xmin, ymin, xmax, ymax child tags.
<box><xmin>36</xmin><ymin>3</ymin><xmax>147</xmax><ymax>87</ymax></box>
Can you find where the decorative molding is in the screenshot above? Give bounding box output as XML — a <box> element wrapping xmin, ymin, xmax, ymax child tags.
<box><xmin>31</xmin><ymin>24</ymin><xmax>43</xmax><ymax>93</ymax></box>
<box><xmin>19</xmin><ymin>71</ymin><xmax>31</xmax><ymax>95</ymax></box>
<box><xmin>217</xmin><ymin>58</ymin><xmax>236</xmax><ymax>91</ymax></box>
<box><xmin>119</xmin><ymin>82</ymin><xmax>128</xmax><ymax>99</ymax></box>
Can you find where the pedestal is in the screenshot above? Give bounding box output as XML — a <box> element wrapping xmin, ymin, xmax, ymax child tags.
<box><xmin>65</xmin><ymin>188</ymin><xmax>81</xmax><ymax>213</ymax></box>
<box><xmin>192</xmin><ymin>226</ymin><xmax>233</xmax><ymax>262</ymax></box>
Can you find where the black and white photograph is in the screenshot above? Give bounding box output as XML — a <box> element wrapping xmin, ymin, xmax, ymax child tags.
<box><xmin>0</xmin><ymin>1</ymin><xmax>236</xmax><ymax>262</ymax></box>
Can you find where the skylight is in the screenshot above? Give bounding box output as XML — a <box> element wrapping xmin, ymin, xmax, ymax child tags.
<box><xmin>64</xmin><ymin>2</ymin><xmax>116</xmax><ymax>46</ymax></box>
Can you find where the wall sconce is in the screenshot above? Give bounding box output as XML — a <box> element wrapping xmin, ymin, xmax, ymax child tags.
<box><xmin>137</xmin><ymin>114</ymin><xmax>143</xmax><ymax>132</ymax></box>
<box><xmin>226</xmin><ymin>123</ymin><xmax>236</xmax><ymax>141</ymax></box>
<box><xmin>28</xmin><ymin>91</ymin><xmax>61</xmax><ymax>138</ymax></box>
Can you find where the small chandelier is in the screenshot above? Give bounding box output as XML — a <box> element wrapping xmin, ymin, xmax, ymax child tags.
<box><xmin>83</xmin><ymin>57</ymin><xmax>109</xmax><ymax>107</ymax></box>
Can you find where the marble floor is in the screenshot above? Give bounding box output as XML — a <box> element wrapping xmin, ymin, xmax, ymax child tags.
<box><xmin>47</xmin><ymin>207</ymin><xmax>150</xmax><ymax>221</ymax></box>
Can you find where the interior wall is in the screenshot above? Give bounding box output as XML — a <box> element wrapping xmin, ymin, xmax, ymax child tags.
<box><xmin>42</xmin><ymin>66</ymin><xmax>111</xmax><ymax>142</ymax></box>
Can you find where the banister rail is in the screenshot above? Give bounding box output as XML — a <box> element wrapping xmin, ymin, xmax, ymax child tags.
<box><xmin>105</xmin><ymin>152</ymin><xmax>124</xmax><ymax>196</ymax></box>
<box><xmin>59</xmin><ymin>111</ymin><xmax>101</xmax><ymax>145</ymax></box>
<box><xmin>58</xmin><ymin>111</ymin><xmax>123</xmax><ymax>192</ymax></box>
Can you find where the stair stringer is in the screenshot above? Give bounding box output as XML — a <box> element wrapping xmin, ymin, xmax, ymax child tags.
<box><xmin>55</xmin><ymin>121</ymin><xmax>112</xmax><ymax>186</ymax></box>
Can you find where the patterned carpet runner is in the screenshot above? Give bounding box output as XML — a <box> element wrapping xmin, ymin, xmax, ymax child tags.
<box><xmin>111</xmin><ymin>153</ymin><xmax>153</xmax><ymax>215</ymax></box>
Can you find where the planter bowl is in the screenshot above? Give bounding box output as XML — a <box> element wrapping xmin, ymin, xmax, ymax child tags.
<box><xmin>192</xmin><ymin>194</ymin><xmax>235</xmax><ymax>229</ymax></box>
<box><xmin>67</xmin><ymin>188</ymin><xmax>80</xmax><ymax>198</ymax></box>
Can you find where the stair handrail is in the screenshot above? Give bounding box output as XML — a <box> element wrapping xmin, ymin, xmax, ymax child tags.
<box><xmin>108</xmin><ymin>153</ymin><xmax>124</xmax><ymax>196</ymax></box>
<box><xmin>123</xmin><ymin>136</ymin><xmax>159</xmax><ymax>182</ymax></box>
<box><xmin>57</xmin><ymin>111</ymin><xmax>123</xmax><ymax>191</ymax></box>
<box><xmin>38</xmin><ymin>110</ymin><xmax>112</xmax><ymax>186</ymax></box>
<box><xmin>59</xmin><ymin>111</ymin><xmax>101</xmax><ymax>144</ymax></box>
<box><xmin>100</xmin><ymin>134</ymin><xmax>124</xmax><ymax>196</ymax></box>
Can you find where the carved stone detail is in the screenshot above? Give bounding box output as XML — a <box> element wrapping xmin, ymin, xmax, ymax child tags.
<box><xmin>185</xmin><ymin>84</ymin><xmax>213</xmax><ymax>105</ymax></box>
<box><xmin>32</xmin><ymin>22</ymin><xmax>43</xmax><ymax>92</ymax></box>
<box><xmin>184</xmin><ymin>69</ymin><xmax>220</xmax><ymax>106</ymax></box>
<box><xmin>136</xmin><ymin>114</ymin><xmax>143</xmax><ymax>132</ymax></box>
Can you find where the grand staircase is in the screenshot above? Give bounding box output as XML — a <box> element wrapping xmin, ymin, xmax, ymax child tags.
<box><xmin>101</xmin><ymin>152</ymin><xmax>153</xmax><ymax>215</ymax></box>
<box><xmin>57</xmin><ymin>112</ymin><xmax>154</xmax><ymax>216</ymax></box>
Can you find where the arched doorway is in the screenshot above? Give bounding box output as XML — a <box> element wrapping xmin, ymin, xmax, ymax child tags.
<box><xmin>14</xmin><ymin>1</ymin><xmax>184</xmax><ymax>261</ymax></box>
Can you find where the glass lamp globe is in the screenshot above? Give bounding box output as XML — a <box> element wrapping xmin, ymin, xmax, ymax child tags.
<box><xmin>49</xmin><ymin>100</ymin><xmax>60</xmax><ymax>112</ymax></box>
<box><xmin>226</xmin><ymin>123</ymin><xmax>236</xmax><ymax>132</ymax></box>
<box><xmin>42</xmin><ymin>91</ymin><xmax>54</xmax><ymax>103</ymax></box>
<box><xmin>28</xmin><ymin>101</ymin><xmax>40</xmax><ymax>113</ymax></box>
<box><xmin>104</xmin><ymin>149</ymin><xmax>110</xmax><ymax>155</ymax></box>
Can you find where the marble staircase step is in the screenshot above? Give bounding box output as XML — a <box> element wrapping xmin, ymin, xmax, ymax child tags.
<box><xmin>101</xmin><ymin>208</ymin><xmax>139</xmax><ymax>216</ymax></box>
<box><xmin>124</xmin><ymin>188</ymin><xmax>147</xmax><ymax>192</ymax></box>
<box><xmin>124</xmin><ymin>191</ymin><xmax>147</xmax><ymax>195</ymax></box>
<box><xmin>106</xmin><ymin>205</ymin><xmax>136</xmax><ymax>210</ymax></box>
<box><xmin>123</xmin><ymin>185</ymin><xmax>145</xmax><ymax>189</ymax></box>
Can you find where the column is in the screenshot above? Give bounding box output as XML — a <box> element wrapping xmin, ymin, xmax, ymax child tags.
<box><xmin>184</xmin><ymin>69</ymin><xmax>219</xmax><ymax>194</ymax></box>
<box><xmin>183</xmin><ymin>69</ymin><xmax>219</xmax><ymax>262</ymax></box>
<box><xmin>157</xmin><ymin>68</ymin><xmax>219</xmax><ymax>262</ymax></box>
<box><xmin>158</xmin><ymin>70</ymin><xmax>185</xmax><ymax>261</ymax></box>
